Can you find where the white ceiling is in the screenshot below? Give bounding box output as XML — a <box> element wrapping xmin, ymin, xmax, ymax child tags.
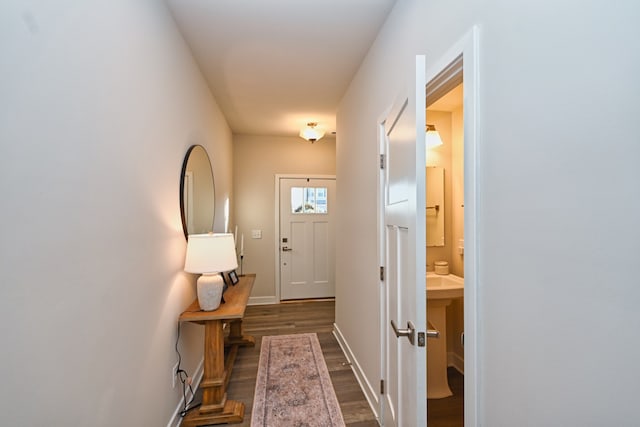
<box><xmin>428</xmin><ymin>84</ymin><xmax>463</xmax><ymax>113</ymax></box>
<box><xmin>166</xmin><ymin>0</ymin><xmax>397</xmax><ymax>138</ymax></box>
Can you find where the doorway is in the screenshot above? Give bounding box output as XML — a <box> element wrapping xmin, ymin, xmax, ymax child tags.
<box><xmin>424</xmin><ymin>27</ymin><xmax>479</xmax><ymax>426</ymax></box>
<box><xmin>426</xmin><ymin>67</ymin><xmax>464</xmax><ymax>425</ymax></box>
<box><xmin>275</xmin><ymin>175</ymin><xmax>336</xmax><ymax>300</ymax></box>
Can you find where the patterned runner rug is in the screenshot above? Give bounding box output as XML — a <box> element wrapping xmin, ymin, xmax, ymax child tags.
<box><xmin>251</xmin><ymin>333</ymin><xmax>346</xmax><ymax>427</ymax></box>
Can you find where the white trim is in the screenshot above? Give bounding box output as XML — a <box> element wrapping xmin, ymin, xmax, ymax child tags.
<box><xmin>376</xmin><ymin>105</ymin><xmax>391</xmax><ymax>423</ymax></box>
<box><xmin>448</xmin><ymin>351</ymin><xmax>465</xmax><ymax>375</ymax></box>
<box><xmin>166</xmin><ymin>357</ymin><xmax>204</xmax><ymax>427</ymax></box>
<box><xmin>333</xmin><ymin>324</ymin><xmax>381</xmax><ymax>423</ymax></box>
<box><xmin>426</xmin><ymin>25</ymin><xmax>481</xmax><ymax>427</ymax></box>
<box><xmin>274</xmin><ymin>174</ymin><xmax>337</xmax><ymax>303</ymax></box>
<box><xmin>464</xmin><ymin>26</ymin><xmax>480</xmax><ymax>427</ymax></box>
<box><xmin>248</xmin><ymin>295</ymin><xmax>278</xmax><ymax>306</ymax></box>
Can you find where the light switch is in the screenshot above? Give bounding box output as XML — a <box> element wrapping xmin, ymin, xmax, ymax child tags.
<box><xmin>251</xmin><ymin>229</ymin><xmax>262</xmax><ymax>239</ymax></box>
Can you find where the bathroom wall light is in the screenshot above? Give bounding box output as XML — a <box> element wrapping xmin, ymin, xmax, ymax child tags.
<box><xmin>426</xmin><ymin>124</ymin><xmax>444</xmax><ymax>148</ymax></box>
<box><xmin>299</xmin><ymin>122</ymin><xmax>325</xmax><ymax>143</ymax></box>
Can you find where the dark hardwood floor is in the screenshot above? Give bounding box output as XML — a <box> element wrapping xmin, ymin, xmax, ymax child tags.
<box><xmin>186</xmin><ymin>300</ymin><xmax>464</xmax><ymax>426</ymax></box>
<box><xmin>221</xmin><ymin>300</ymin><xmax>379</xmax><ymax>426</ymax></box>
<box><xmin>427</xmin><ymin>368</ymin><xmax>464</xmax><ymax>427</ymax></box>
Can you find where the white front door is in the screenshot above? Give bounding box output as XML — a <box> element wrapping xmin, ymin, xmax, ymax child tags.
<box><xmin>279</xmin><ymin>177</ymin><xmax>336</xmax><ymax>300</ymax></box>
<box><xmin>381</xmin><ymin>56</ymin><xmax>427</xmax><ymax>426</ymax></box>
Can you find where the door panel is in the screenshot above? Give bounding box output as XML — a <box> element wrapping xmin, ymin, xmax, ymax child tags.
<box><xmin>384</xmin><ymin>225</ymin><xmax>400</xmax><ymax>426</ymax></box>
<box><xmin>381</xmin><ymin>56</ymin><xmax>427</xmax><ymax>427</ymax></box>
<box><xmin>290</xmin><ymin>221</ymin><xmax>306</xmax><ymax>285</ymax></box>
<box><xmin>387</xmin><ymin>100</ymin><xmax>412</xmax><ymax>206</ymax></box>
<box><xmin>280</xmin><ymin>177</ymin><xmax>336</xmax><ymax>300</ymax></box>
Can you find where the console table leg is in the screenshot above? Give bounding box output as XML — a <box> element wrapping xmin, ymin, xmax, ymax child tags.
<box><xmin>226</xmin><ymin>319</ymin><xmax>255</xmax><ymax>347</ymax></box>
<box><xmin>202</xmin><ymin>320</ymin><xmax>225</xmax><ymax>411</ymax></box>
<box><xmin>181</xmin><ymin>319</ymin><xmax>244</xmax><ymax>426</ymax></box>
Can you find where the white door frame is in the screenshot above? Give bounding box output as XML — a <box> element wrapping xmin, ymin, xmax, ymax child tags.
<box><xmin>274</xmin><ymin>174</ymin><xmax>337</xmax><ymax>302</ymax></box>
<box><xmin>377</xmin><ymin>107</ymin><xmax>391</xmax><ymax>424</ymax></box>
<box><xmin>426</xmin><ymin>26</ymin><xmax>480</xmax><ymax>426</ymax></box>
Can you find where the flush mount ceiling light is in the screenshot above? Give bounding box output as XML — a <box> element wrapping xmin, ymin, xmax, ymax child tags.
<box><xmin>426</xmin><ymin>124</ymin><xmax>444</xmax><ymax>148</ymax></box>
<box><xmin>299</xmin><ymin>122</ymin><xmax>325</xmax><ymax>143</ymax></box>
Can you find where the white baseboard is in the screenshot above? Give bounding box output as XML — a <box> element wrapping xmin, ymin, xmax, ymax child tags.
<box><xmin>166</xmin><ymin>357</ymin><xmax>204</xmax><ymax>427</ymax></box>
<box><xmin>248</xmin><ymin>295</ymin><xmax>278</xmax><ymax>305</ymax></box>
<box><xmin>447</xmin><ymin>351</ymin><xmax>464</xmax><ymax>375</ymax></box>
<box><xmin>333</xmin><ymin>323</ymin><xmax>380</xmax><ymax>422</ymax></box>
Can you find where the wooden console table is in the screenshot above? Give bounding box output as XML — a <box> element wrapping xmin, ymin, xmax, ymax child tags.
<box><xmin>179</xmin><ymin>273</ymin><xmax>255</xmax><ymax>426</ymax></box>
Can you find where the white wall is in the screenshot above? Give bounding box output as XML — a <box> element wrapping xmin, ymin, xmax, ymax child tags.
<box><xmin>233</xmin><ymin>135</ymin><xmax>335</xmax><ymax>300</ymax></box>
<box><xmin>335</xmin><ymin>0</ymin><xmax>476</xmax><ymax>414</ymax></box>
<box><xmin>449</xmin><ymin>104</ymin><xmax>464</xmax><ymax>278</ymax></box>
<box><xmin>0</xmin><ymin>1</ymin><xmax>233</xmax><ymax>425</ymax></box>
<box><xmin>426</xmin><ymin>110</ymin><xmax>454</xmax><ymax>269</ymax></box>
<box><xmin>337</xmin><ymin>0</ymin><xmax>640</xmax><ymax>424</ymax></box>
<box><xmin>448</xmin><ymin>104</ymin><xmax>465</xmax><ymax>367</ymax></box>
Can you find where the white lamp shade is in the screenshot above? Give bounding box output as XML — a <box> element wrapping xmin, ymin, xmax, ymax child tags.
<box><xmin>426</xmin><ymin>128</ymin><xmax>443</xmax><ymax>148</ymax></box>
<box><xmin>184</xmin><ymin>233</ymin><xmax>238</xmax><ymax>274</ymax></box>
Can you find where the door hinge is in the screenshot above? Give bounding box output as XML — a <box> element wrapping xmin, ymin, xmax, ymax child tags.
<box><xmin>380</xmin><ymin>379</ymin><xmax>385</xmax><ymax>394</ymax></box>
<box><xmin>379</xmin><ymin>266</ymin><xmax>385</xmax><ymax>281</ymax></box>
<box><xmin>380</xmin><ymin>154</ymin><xmax>385</xmax><ymax>170</ymax></box>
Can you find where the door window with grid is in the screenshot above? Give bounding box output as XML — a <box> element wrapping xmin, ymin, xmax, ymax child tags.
<box><xmin>290</xmin><ymin>187</ymin><xmax>328</xmax><ymax>214</ymax></box>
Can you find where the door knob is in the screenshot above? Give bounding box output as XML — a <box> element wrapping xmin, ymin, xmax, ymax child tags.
<box><xmin>427</xmin><ymin>329</ymin><xmax>440</xmax><ymax>338</ymax></box>
<box><xmin>391</xmin><ymin>320</ymin><xmax>415</xmax><ymax>345</ymax></box>
<box><xmin>282</xmin><ymin>246</ymin><xmax>292</xmax><ymax>252</ymax></box>
<box><xmin>427</xmin><ymin>320</ymin><xmax>440</xmax><ymax>338</ymax></box>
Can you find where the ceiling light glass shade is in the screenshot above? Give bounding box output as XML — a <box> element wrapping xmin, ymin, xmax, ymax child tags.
<box><xmin>426</xmin><ymin>124</ymin><xmax>443</xmax><ymax>148</ymax></box>
<box><xmin>184</xmin><ymin>233</ymin><xmax>238</xmax><ymax>274</ymax></box>
<box><xmin>299</xmin><ymin>122</ymin><xmax>325</xmax><ymax>143</ymax></box>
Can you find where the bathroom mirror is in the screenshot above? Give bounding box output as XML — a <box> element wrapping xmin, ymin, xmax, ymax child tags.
<box><xmin>426</xmin><ymin>166</ymin><xmax>445</xmax><ymax>247</ymax></box>
<box><xmin>180</xmin><ymin>145</ymin><xmax>215</xmax><ymax>239</ymax></box>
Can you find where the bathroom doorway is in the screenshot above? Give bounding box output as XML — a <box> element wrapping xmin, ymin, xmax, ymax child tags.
<box><xmin>426</xmin><ymin>73</ymin><xmax>464</xmax><ymax>425</ymax></box>
<box><xmin>425</xmin><ymin>27</ymin><xmax>479</xmax><ymax>426</ymax></box>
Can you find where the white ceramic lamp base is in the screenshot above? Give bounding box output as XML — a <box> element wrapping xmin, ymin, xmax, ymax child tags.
<box><xmin>197</xmin><ymin>273</ymin><xmax>224</xmax><ymax>311</ymax></box>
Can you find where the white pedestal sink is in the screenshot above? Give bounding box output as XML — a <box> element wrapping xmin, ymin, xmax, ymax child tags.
<box><xmin>426</xmin><ymin>272</ymin><xmax>463</xmax><ymax>399</ymax></box>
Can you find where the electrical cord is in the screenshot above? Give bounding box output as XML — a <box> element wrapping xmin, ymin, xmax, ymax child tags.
<box><xmin>175</xmin><ymin>321</ymin><xmax>201</xmax><ymax>417</ymax></box>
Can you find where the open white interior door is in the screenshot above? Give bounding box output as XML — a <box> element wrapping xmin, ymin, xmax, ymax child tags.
<box><xmin>381</xmin><ymin>56</ymin><xmax>427</xmax><ymax>427</ymax></box>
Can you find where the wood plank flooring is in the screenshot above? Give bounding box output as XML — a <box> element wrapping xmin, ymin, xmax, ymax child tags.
<box><xmin>185</xmin><ymin>299</ymin><xmax>465</xmax><ymax>426</ymax></box>
<box><xmin>221</xmin><ymin>300</ymin><xmax>379</xmax><ymax>426</ymax></box>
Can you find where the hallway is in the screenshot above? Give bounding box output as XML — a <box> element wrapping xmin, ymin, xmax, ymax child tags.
<box><xmin>221</xmin><ymin>300</ymin><xmax>378</xmax><ymax>426</ymax></box>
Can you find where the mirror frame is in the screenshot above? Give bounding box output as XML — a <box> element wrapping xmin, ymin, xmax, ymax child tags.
<box><xmin>179</xmin><ymin>144</ymin><xmax>215</xmax><ymax>239</ymax></box>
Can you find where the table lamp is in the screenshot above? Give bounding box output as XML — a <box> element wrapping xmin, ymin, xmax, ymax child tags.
<box><xmin>184</xmin><ymin>233</ymin><xmax>238</xmax><ymax>311</ymax></box>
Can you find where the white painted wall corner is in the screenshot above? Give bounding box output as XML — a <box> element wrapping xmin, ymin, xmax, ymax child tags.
<box><xmin>166</xmin><ymin>357</ymin><xmax>204</xmax><ymax>427</ymax></box>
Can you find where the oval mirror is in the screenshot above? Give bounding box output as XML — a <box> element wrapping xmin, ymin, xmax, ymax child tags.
<box><xmin>180</xmin><ymin>145</ymin><xmax>215</xmax><ymax>239</ymax></box>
